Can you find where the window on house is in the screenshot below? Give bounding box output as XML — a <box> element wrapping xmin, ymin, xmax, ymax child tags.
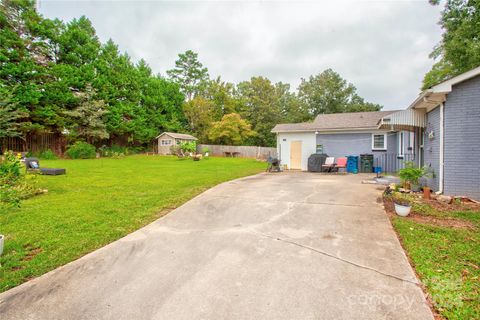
<box><xmin>398</xmin><ymin>132</ymin><xmax>404</xmax><ymax>156</ymax></box>
<box><xmin>372</xmin><ymin>134</ymin><xmax>387</xmax><ymax>150</ymax></box>
<box><xmin>161</xmin><ymin>139</ymin><xmax>172</xmax><ymax>146</ymax></box>
<box><xmin>316</xmin><ymin>144</ymin><xmax>324</xmax><ymax>154</ymax></box>
<box><xmin>408</xmin><ymin>132</ymin><xmax>414</xmax><ymax>151</ymax></box>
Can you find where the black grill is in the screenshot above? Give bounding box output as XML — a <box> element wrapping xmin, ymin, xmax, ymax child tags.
<box><xmin>308</xmin><ymin>154</ymin><xmax>329</xmax><ymax>172</ymax></box>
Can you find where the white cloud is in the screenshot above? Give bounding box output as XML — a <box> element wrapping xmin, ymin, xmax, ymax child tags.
<box><xmin>39</xmin><ymin>0</ymin><xmax>442</xmax><ymax>109</ymax></box>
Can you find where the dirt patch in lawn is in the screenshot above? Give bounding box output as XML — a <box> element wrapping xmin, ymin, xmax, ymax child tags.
<box><xmin>21</xmin><ymin>244</ymin><xmax>43</xmax><ymax>262</ymax></box>
<box><xmin>383</xmin><ymin>197</ymin><xmax>476</xmax><ymax>230</ymax></box>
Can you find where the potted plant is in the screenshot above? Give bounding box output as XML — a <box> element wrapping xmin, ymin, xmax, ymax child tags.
<box><xmin>393</xmin><ymin>196</ymin><xmax>412</xmax><ymax>217</ymax></box>
<box><xmin>398</xmin><ymin>161</ymin><xmax>432</xmax><ymax>192</ymax></box>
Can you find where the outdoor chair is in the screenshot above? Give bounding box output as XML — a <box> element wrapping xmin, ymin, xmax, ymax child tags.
<box><xmin>334</xmin><ymin>157</ymin><xmax>347</xmax><ymax>174</ymax></box>
<box><xmin>321</xmin><ymin>157</ymin><xmax>335</xmax><ymax>172</ymax></box>
<box><xmin>24</xmin><ymin>157</ymin><xmax>66</xmax><ymax>175</ymax></box>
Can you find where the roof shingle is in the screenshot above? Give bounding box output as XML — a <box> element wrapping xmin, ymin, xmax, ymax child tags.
<box><xmin>157</xmin><ymin>132</ymin><xmax>197</xmax><ymax>140</ymax></box>
<box><xmin>271</xmin><ymin>110</ymin><xmax>400</xmax><ymax>133</ymax></box>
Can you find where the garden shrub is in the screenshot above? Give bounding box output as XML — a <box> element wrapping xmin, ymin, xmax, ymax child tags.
<box><xmin>179</xmin><ymin>141</ymin><xmax>196</xmax><ymax>154</ymax></box>
<box><xmin>0</xmin><ymin>151</ymin><xmax>22</xmax><ymax>207</ymax></box>
<box><xmin>38</xmin><ymin>149</ymin><xmax>57</xmax><ymax>160</ymax></box>
<box><xmin>398</xmin><ymin>161</ymin><xmax>433</xmax><ymax>187</ymax></box>
<box><xmin>108</xmin><ymin>145</ymin><xmax>129</xmax><ymax>155</ymax></box>
<box><xmin>66</xmin><ymin>141</ymin><xmax>96</xmax><ymax>159</ymax></box>
<box><xmin>0</xmin><ymin>151</ymin><xmax>41</xmax><ymax>208</ymax></box>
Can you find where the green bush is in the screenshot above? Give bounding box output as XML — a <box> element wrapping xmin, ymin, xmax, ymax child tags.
<box><xmin>0</xmin><ymin>151</ymin><xmax>41</xmax><ymax>208</ymax></box>
<box><xmin>0</xmin><ymin>152</ymin><xmax>22</xmax><ymax>207</ymax></box>
<box><xmin>65</xmin><ymin>142</ymin><xmax>96</xmax><ymax>159</ymax></box>
<box><xmin>398</xmin><ymin>161</ymin><xmax>432</xmax><ymax>187</ymax></box>
<box><xmin>38</xmin><ymin>149</ymin><xmax>57</xmax><ymax>160</ymax></box>
<box><xmin>179</xmin><ymin>141</ymin><xmax>196</xmax><ymax>154</ymax></box>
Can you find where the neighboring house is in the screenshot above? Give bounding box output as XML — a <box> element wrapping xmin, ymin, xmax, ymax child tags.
<box><xmin>271</xmin><ymin>65</ymin><xmax>480</xmax><ymax>200</ymax></box>
<box><xmin>272</xmin><ymin>111</ymin><xmax>415</xmax><ymax>172</ymax></box>
<box><xmin>156</xmin><ymin>132</ymin><xmax>197</xmax><ymax>155</ymax></box>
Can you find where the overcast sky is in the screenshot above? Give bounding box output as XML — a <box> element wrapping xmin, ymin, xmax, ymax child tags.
<box><xmin>39</xmin><ymin>0</ymin><xmax>443</xmax><ymax>110</ymax></box>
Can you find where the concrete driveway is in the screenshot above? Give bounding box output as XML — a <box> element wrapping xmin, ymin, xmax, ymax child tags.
<box><xmin>0</xmin><ymin>172</ymin><xmax>433</xmax><ymax>320</ymax></box>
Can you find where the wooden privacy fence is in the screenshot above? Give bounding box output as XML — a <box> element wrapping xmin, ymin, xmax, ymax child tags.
<box><xmin>197</xmin><ymin>144</ymin><xmax>277</xmax><ymax>160</ymax></box>
<box><xmin>0</xmin><ymin>133</ymin><xmax>66</xmax><ymax>155</ymax></box>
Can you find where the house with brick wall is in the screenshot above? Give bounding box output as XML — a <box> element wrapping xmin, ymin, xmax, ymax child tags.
<box><xmin>408</xmin><ymin>66</ymin><xmax>480</xmax><ymax>200</ymax></box>
<box><xmin>272</xmin><ymin>65</ymin><xmax>480</xmax><ymax>200</ymax></box>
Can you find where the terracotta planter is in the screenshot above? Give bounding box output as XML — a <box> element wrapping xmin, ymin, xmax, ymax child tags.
<box><xmin>423</xmin><ymin>187</ymin><xmax>431</xmax><ymax>200</ymax></box>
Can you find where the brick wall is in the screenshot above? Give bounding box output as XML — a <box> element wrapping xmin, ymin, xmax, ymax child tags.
<box><xmin>424</xmin><ymin>107</ymin><xmax>441</xmax><ymax>191</ymax></box>
<box><xmin>443</xmin><ymin>75</ymin><xmax>480</xmax><ymax>199</ymax></box>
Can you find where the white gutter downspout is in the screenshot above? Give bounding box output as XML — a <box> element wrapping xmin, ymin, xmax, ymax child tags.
<box><xmin>277</xmin><ymin>134</ymin><xmax>281</xmax><ymax>163</ymax></box>
<box><xmin>439</xmin><ymin>102</ymin><xmax>444</xmax><ymax>194</ymax></box>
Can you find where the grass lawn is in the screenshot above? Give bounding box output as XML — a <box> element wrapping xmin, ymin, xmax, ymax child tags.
<box><xmin>391</xmin><ymin>201</ymin><xmax>480</xmax><ymax>319</ymax></box>
<box><xmin>0</xmin><ymin>155</ymin><xmax>265</xmax><ymax>292</ymax></box>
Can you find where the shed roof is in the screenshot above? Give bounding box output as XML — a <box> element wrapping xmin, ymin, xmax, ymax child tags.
<box><xmin>271</xmin><ymin>110</ymin><xmax>399</xmax><ymax>133</ymax></box>
<box><xmin>156</xmin><ymin>132</ymin><xmax>197</xmax><ymax>140</ymax></box>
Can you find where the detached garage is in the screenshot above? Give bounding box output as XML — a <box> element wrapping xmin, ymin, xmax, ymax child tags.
<box><xmin>275</xmin><ymin>132</ymin><xmax>316</xmax><ymax>170</ymax></box>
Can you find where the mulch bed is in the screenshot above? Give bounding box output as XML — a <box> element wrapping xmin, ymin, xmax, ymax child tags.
<box><xmin>422</xmin><ymin>196</ymin><xmax>480</xmax><ymax>212</ymax></box>
<box><xmin>383</xmin><ymin>196</ymin><xmax>477</xmax><ymax>230</ymax></box>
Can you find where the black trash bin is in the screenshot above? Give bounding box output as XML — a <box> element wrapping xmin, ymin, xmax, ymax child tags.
<box><xmin>308</xmin><ymin>153</ymin><xmax>329</xmax><ymax>172</ymax></box>
<box><xmin>360</xmin><ymin>154</ymin><xmax>374</xmax><ymax>173</ymax></box>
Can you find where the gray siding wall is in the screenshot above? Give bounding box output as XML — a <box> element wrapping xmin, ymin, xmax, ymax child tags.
<box><xmin>424</xmin><ymin>107</ymin><xmax>441</xmax><ymax>191</ymax></box>
<box><xmin>316</xmin><ymin>132</ymin><xmax>398</xmax><ymax>170</ymax></box>
<box><xmin>443</xmin><ymin>75</ymin><xmax>480</xmax><ymax>200</ymax></box>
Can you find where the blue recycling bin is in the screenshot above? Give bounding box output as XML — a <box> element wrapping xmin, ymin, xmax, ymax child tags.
<box><xmin>346</xmin><ymin>156</ymin><xmax>359</xmax><ymax>173</ymax></box>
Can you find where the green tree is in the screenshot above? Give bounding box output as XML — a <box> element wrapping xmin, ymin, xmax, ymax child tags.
<box><xmin>93</xmin><ymin>41</ymin><xmax>142</xmax><ymax>141</ymax></box>
<box><xmin>57</xmin><ymin>16</ymin><xmax>100</xmax><ymax>67</ymax></box>
<box><xmin>63</xmin><ymin>87</ymin><xmax>108</xmax><ymax>143</ymax></box>
<box><xmin>423</xmin><ymin>0</ymin><xmax>480</xmax><ymax>89</ymax></box>
<box><xmin>182</xmin><ymin>96</ymin><xmax>216</xmax><ymax>142</ymax></box>
<box><xmin>37</xmin><ymin>16</ymin><xmax>101</xmax><ymax>134</ymax></box>
<box><xmin>137</xmin><ymin>63</ymin><xmax>186</xmax><ymax>142</ymax></box>
<box><xmin>202</xmin><ymin>77</ymin><xmax>239</xmax><ymax>118</ymax></box>
<box><xmin>275</xmin><ymin>82</ymin><xmax>308</xmax><ymax>123</ymax></box>
<box><xmin>0</xmin><ymin>0</ymin><xmax>52</xmax><ymax>132</ymax></box>
<box><xmin>0</xmin><ymin>89</ymin><xmax>28</xmax><ymax>138</ymax></box>
<box><xmin>236</xmin><ymin>77</ymin><xmax>282</xmax><ymax>147</ymax></box>
<box><xmin>298</xmin><ymin>69</ymin><xmax>381</xmax><ymax>117</ymax></box>
<box><xmin>0</xmin><ymin>0</ymin><xmax>188</xmax><ymax>149</ymax></box>
<box><xmin>208</xmin><ymin>113</ymin><xmax>255</xmax><ymax>146</ymax></box>
<box><xmin>167</xmin><ymin>50</ymin><xmax>209</xmax><ymax>101</ymax></box>
<box><xmin>348</xmin><ymin>95</ymin><xmax>382</xmax><ymax>112</ymax></box>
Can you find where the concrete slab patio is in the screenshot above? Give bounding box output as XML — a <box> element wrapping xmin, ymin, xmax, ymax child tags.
<box><xmin>0</xmin><ymin>172</ymin><xmax>433</xmax><ymax>320</ymax></box>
